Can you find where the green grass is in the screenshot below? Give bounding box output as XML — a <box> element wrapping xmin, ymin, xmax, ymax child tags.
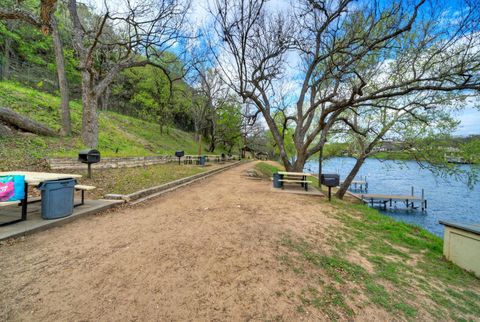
<box><xmin>274</xmin><ymin>196</ymin><xmax>480</xmax><ymax>320</ymax></box>
<box><xmin>254</xmin><ymin>162</ymin><xmax>282</xmax><ymax>177</ymax></box>
<box><xmin>0</xmin><ymin>81</ymin><xmax>219</xmax><ymax>170</ymax></box>
<box><xmin>65</xmin><ymin>163</ymin><xmax>212</xmax><ymax>198</ymax></box>
<box><xmin>279</xmin><ymin>235</ymin><xmax>417</xmax><ymax>318</ymax></box>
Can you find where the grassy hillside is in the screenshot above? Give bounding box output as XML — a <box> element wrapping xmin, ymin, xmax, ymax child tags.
<box><xmin>0</xmin><ymin>81</ymin><xmax>208</xmax><ymax>170</ymax></box>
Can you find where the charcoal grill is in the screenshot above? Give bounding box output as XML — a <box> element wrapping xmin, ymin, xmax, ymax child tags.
<box><xmin>78</xmin><ymin>149</ymin><xmax>101</xmax><ymax>178</ymax></box>
<box><xmin>321</xmin><ymin>174</ymin><xmax>340</xmax><ymax>201</ymax></box>
<box><xmin>175</xmin><ymin>150</ymin><xmax>184</xmax><ymax>165</ymax></box>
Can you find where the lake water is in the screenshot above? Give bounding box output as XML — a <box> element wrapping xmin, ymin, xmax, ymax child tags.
<box><xmin>304</xmin><ymin>157</ymin><xmax>480</xmax><ymax>237</ymax></box>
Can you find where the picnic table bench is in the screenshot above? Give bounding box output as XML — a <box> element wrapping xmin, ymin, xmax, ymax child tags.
<box><xmin>277</xmin><ymin>171</ymin><xmax>313</xmax><ymax>191</ymax></box>
<box><xmin>74</xmin><ymin>184</ymin><xmax>96</xmax><ymax>206</ymax></box>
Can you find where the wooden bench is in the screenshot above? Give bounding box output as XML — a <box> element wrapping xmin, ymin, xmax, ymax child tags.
<box><xmin>75</xmin><ymin>185</ymin><xmax>96</xmax><ymax>206</ymax></box>
<box><xmin>279</xmin><ymin>179</ymin><xmax>312</xmax><ymax>191</ymax></box>
<box><xmin>0</xmin><ymin>201</ymin><xmax>21</xmax><ymax>207</ymax></box>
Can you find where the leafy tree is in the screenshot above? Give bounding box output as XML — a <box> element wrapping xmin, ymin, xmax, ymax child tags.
<box><xmin>0</xmin><ymin>0</ymin><xmax>72</xmax><ymax>135</ymax></box>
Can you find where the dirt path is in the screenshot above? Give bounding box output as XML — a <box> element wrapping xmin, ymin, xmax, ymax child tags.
<box><xmin>0</xmin><ymin>162</ymin><xmax>343</xmax><ymax>321</ymax></box>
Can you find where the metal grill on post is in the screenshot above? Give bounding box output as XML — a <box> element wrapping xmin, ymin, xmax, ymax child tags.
<box><xmin>321</xmin><ymin>174</ymin><xmax>340</xmax><ymax>201</ymax></box>
<box><xmin>78</xmin><ymin>149</ymin><xmax>101</xmax><ymax>178</ymax></box>
<box><xmin>175</xmin><ymin>150</ymin><xmax>184</xmax><ymax>165</ymax></box>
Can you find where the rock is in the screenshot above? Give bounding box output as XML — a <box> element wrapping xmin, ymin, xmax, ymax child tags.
<box><xmin>246</xmin><ymin>169</ymin><xmax>259</xmax><ymax>177</ymax></box>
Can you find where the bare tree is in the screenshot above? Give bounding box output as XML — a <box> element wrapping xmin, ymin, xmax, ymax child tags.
<box><xmin>1</xmin><ymin>0</ymin><xmax>72</xmax><ymax>135</ymax></box>
<box><xmin>67</xmin><ymin>0</ymin><xmax>190</xmax><ymax>147</ymax></box>
<box><xmin>212</xmin><ymin>0</ymin><xmax>480</xmax><ymax>171</ymax></box>
<box><xmin>191</xmin><ymin>65</ymin><xmax>228</xmax><ymax>151</ymax></box>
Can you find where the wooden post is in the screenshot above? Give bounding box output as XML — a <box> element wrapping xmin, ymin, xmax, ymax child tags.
<box><xmin>411</xmin><ymin>186</ymin><xmax>414</xmax><ymax>196</ymax></box>
<box><xmin>421</xmin><ymin>189</ymin><xmax>425</xmax><ymax>211</ymax></box>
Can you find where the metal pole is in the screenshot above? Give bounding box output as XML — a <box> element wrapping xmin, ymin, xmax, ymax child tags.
<box><xmin>318</xmin><ymin>146</ymin><xmax>323</xmax><ymax>189</ymax></box>
<box><xmin>411</xmin><ymin>186</ymin><xmax>414</xmax><ymax>196</ymax></box>
<box><xmin>21</xmin><ymin>182</ymin><xmax>28</xmax><ymax>221</ymax></box>
<box><xmin>88</xmin><ymin>163</ymin><xmax>92</xmax><ymax>179</ymax></box>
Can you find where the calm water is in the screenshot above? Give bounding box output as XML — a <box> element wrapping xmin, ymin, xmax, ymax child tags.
<box><xmin>305</xmin><ymin>157</ymin><xmax>480</xmax><ymax>237</ymax></box>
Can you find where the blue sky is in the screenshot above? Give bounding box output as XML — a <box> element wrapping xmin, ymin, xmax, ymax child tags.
<box><xmin>455</xmin><ymin>107</ymin><xmax>480</xmax><ymax>136</ymax></box>
<box><xmin>88</xmin><ymin>0</ymin><xmax>480</xmax><ymax>136</ymax></box>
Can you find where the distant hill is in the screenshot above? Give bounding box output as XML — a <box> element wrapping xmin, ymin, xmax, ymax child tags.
<box><xmin>0</xmin><ymin>81</ymin><xmax>208</xmax><ymax>170</ymax></box>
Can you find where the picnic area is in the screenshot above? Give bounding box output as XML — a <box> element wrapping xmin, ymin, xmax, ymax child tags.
<box><xmin>1</xmin><ymin>0</ymin><xmax>480</xmax><ymax>320</ymax></box>
<box><xmin>1</xmin><ymin>162</ymin><xmax>480</xmax><ymax>321</ymax></box>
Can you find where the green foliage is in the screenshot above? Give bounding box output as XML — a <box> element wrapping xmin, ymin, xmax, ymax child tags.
<box><xmin>216</xmin><ymin>101</ymin><xmax>243</xmax><ymax>152</ymax></box>
<box><xmin>0</xmin><ymin>81</ymin><xmax>221</xmax><ymax>170</ymax></box>
<box><xmin>460</xmin><ymin>137</ymin><xmax>480</xmax><ymax>164</ymax></box>
<box><xmin>118</xmin><ymin>64</ymin><xmax>185</xmax><ymax>132</ymax></box>
<box><xmin>254</xmin><ymin>162</ymin><xmax>281</xmax><ymax>177</ymax></box>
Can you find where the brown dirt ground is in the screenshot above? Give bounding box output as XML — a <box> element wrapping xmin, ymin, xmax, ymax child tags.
<box><xmin>0</xmin><ymin>162</ymin><xmax>394</xmax><ymax>321</ymax></box>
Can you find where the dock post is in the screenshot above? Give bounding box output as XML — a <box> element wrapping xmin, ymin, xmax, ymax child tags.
<box><xmin>411</xmin><ymin>186</ymin><xmax>414</xmax><ymax>197</ymax></box>
<box><xmin>421</xmin><ymin>189</ymin><xmax>425</xmax><ymax>211</ymax></box>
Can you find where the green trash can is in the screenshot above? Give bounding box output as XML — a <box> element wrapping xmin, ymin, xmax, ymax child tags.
<box><xmin>38</xmin><ymin>178</ymin><xmax>76</xmax><ymax>219</ymax></box>
<box><xmin>273</xmin><ymin>173</ymin><xmax>282</xmax><ymax>188</ymax></box>
<box><xmin>199</xmin><ymin>155</ymin><xmax>206</xmax><ymax>166</ymax></box>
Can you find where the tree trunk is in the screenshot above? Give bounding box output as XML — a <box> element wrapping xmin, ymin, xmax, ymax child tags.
<box><xmin>99</xmin><ymin>85</ymin><xmax>110</xmax><ymax>111</ymax></box>
<box><xmin>318</xmin><ymin>145</ymin><xmax>323</xmax><ymax>188</ymax></box>
<box><xmin>208</xmin><ymin>139</ymin><xmax>215</xmax><ymax>152</ymax></box>
<box><xmin>287</xmin><ymin>150</ymin><xmax>307</xmax><ymax>172</ymax></box>
<box><xmin>80</xmin><ymin>72</ymin><xmax>99</xmax><ymax>148</ymax></box>
<box><xmin>0</xmin><ymin>107</ymin><xmax>58</xmax><ymax>136</ymax></box>
<box><xmin>335</xmin><ymin>155</ymin><xmax>367</xmax><ymax>199</ymax></box>
<box><xmin>1</xmin><ymin>21</ymin><xmax>12</xmax><ymax>80</ymax></box>
<box><xmin>51</xmin><ymin>17</ymin><xmax>71</xmax><ymax>136</ymax></box>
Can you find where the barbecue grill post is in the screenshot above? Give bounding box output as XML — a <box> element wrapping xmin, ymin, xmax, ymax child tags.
<box><xmin>21</xmin><ymin>181</ymin><xmax>28</xmax><ymax>221</ymax></box>
<box><xmin>78</xmin><ymin>149</ymin><xmax>100</xmax><ymax>179</ymax></box>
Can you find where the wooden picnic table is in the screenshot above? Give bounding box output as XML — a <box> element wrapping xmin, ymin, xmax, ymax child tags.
<box><xmin>0</xmin><ymin>171</ymin><xmax>82</xmax><ymax>186</ymax></box>
<box><xmin>277</xmin><ymin>171</ymin><xmax>313</xmax><ymax>191</ymax></box>
<box><xmin>278</xmin><ymin>171</ymin><xmax>313</xmax><ymax>176</ymax></box>
<box><xmin>0</xmin><ymin>171</ymin><xmax>82</xmax><ymax>225</ymax></box>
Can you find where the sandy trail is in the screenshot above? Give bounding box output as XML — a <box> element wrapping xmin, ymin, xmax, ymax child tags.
<box><xmin>0</xmin><ymin>162</ymin><xmax>338</xmax><ymax>321</ymax></box>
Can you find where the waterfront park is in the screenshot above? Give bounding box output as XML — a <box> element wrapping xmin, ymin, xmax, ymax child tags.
<box><xmin>0</xmin><ymin>0</ymin><xmax>479</xmax><ymax>320</ymax></box>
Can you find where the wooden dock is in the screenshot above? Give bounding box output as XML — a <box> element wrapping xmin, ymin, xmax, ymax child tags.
<box><xmin>341</xmin><ymin>177</ymin><xmax>368</xmax><ymax>192</ymax></box>
<box><xmin>356</xmin><ymin>188</ymin><xmax>427</xmax><ymax>211</ymax></box>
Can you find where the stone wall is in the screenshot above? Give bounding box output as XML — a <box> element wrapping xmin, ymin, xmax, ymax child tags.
<box><xmin>48</xmin><ymin>156</ymin><xmax>175</xmax><ymax>170</ymax></box>
<box><xmin>47</xmin><ymin>154</ymin><xmax>239</xmax><ymax>170</ymax></box>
